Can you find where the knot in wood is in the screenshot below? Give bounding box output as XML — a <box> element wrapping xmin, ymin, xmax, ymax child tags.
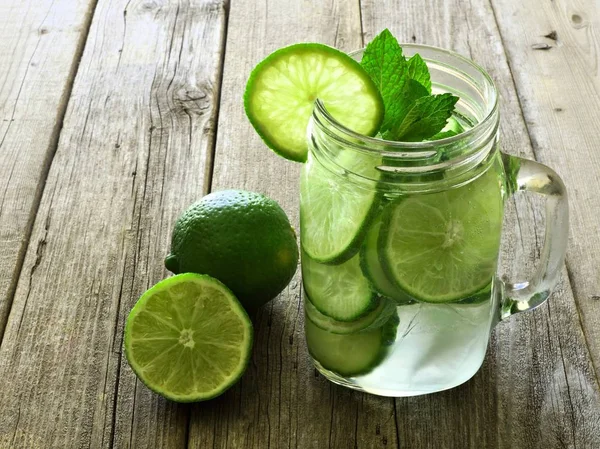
<box><xmin>172</xmin><ymin>85</ymin><xmax>212</xmax><ymax>116</ymax></box>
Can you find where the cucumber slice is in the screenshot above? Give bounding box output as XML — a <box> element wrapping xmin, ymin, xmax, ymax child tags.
<box><xmin>302</xmin><ymin>252</ymin><xmax>377</xmax><ymax>321</ymax></box>
<box><xmin>304</xmin><ymin>295</ymin><xmax>397</xmax><ymax>334</ymax></box>
<box><xmin>360</xmin><ymin>212</ymin><xmax>415</xmax><ymax>305</ymax></box>
<box><xmin>300</xmin><ymin>150</ymin><xmax>380</xmax><ymax>263</ymax></box>
<box><xmin>244</xmin><ymin>43</ymin><xmax>384</xmax><ymax>162</ymax></box>
<box><xmin>306</xmin><ymin>312</ymin><xmax>399</xmax><ymax>377</ymax></box>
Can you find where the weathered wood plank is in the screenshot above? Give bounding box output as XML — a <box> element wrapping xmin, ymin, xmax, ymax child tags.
<box><xmin>187</xmin><ymin>1</ymin><xmax>399</xmax><ymax>448</ymax></box>
<box><xmin>360</xmin><ymin>0</ymin><xmax>600</xmax><ymax>447</ymax></box>
<box><xmin>0</xmin><ymin>0</ymin><xmax>97</xmax><ymax>337</ymax></box>
<box><xmin>0</xmin><ymin>0</ymin><xmax>227</xmax><ymax>447</ymax></box>
<box><xmin>490</xmin><ymin>0</ymin><xmax>600</xmax><ymax>381</ymax></box>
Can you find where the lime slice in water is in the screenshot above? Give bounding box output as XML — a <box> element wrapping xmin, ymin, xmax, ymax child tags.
<box><xmin>124</xmin><ymin>273</ymin><xmax>253</xmax><ymax>402</ymax></box>
<box><xmin>380</xmin><ymin>165</ymin><xmax>504</xmax><ymax>303</ymax></box>
<box><xmin>244</xmin><ymin>43</ymin><xmax>384</xmax><ymax>162</ymax></box>
<box><xmin>304</xmin><ymin>295</ymin><xmax>396</xmax><ymax>334</ymax></box>
<box><xmin>360</xmin><ymin>211</ymin><xmax>415</xmax><ymax>305</ymax></box>
<box><xmin>300</xmin><ymin>150</ymin><xmax>380</xmax><ymax>263</ymax></box>
<box><xmin>302</xmin><ymin>252</ymin><xmax>378</xmax><ymax>321</ymax></box>
<box><xmin>306</xmin><ymin>312</ymin><xmax>399</xmax><ymax>376</ymax></box>
<box><xmin>305</xmin><ymin>318</ymin><xmax>383</xmax><ymax>376</ymax></box>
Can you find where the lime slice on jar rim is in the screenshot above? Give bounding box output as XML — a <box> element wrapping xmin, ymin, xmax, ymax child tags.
<box><xmin>244</xmin><ymin>43</ymin><xmax>384</xmax><ymax>162</ymax></box>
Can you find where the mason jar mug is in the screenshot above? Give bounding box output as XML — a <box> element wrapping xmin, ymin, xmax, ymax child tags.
<box><xmin>299</xmin><ymin>45</ymin><xmax>569</xmax><ymax>397</ymax></box>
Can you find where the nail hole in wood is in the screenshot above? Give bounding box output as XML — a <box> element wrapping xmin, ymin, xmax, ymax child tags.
<box><xmin>532</xmin><ymin>43</ymin><xmax>552</xmax><ymax>50</ymax></box>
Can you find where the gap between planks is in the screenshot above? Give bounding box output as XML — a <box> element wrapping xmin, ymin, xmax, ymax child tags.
<box><xmin>0</xmin><ymin>0</ymin><xmax>100</xmax><ymax>341</ymax></box>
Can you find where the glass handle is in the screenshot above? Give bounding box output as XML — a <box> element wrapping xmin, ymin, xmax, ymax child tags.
<box><xmin>499</xmin><ymin>153</ymin><xmax>569</xmax><ymax>320</ymax></box>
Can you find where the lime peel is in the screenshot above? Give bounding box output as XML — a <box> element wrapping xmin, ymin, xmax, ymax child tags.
<box><xmin>244</xmin><ymin>43</ymin><xmax>384</xmax><ymax>162</ymax></box>
<box><xmin>124</xmin><ymin>273</ymin><xmax>253</xmax><ymax>402</ymax></box>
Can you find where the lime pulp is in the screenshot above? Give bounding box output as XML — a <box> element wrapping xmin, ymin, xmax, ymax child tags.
<box><xmin>380</xmin><ymin>165</ymin><xmax>504</xmax><ymax>303</ymax></box>
<box><xmin>124</xmin><ymin>273</ymin><xmax>253</xmax><ymax>402</ymax></box>
<box><xmin>244</xmin><ymin>43</ymin><xmax>384</xmax><ymax>162</ymax></box>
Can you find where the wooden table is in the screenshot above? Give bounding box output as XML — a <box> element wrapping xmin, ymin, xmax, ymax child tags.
<box><xmin>1</xmin><ymin>0</ymin><xmax>599</xmax><ymax>447</ymax></box>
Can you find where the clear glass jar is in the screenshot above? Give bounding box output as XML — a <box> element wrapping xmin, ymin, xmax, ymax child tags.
<box><xmin>299</xmin><ymin>45</ymin><xmax>568</xmax><ymax>397</ymax></box>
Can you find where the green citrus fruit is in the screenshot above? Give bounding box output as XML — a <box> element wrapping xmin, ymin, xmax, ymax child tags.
<box><xmin>124</xmin><ymin>273</ymin><xmax>253</xmax><ymax>402</ymax></box>
<box><xmin>165</xmin><ymin>190</ymin><xmax>299</xmax><ymax>312</ymax></box>
<box><xmin>380</xmin><ymin>166</ymin><xmax>504</xmax><ymax>303</ymax></box>
<box><xmin>244</xmin><ymin>43</ymin><xmax>384</xmax><ymax>162</ymax></box>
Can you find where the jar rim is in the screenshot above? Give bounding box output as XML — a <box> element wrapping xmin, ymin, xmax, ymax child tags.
<box><xmin>313</xmin><ymin>43</ymin><xmax>499</xmax><ymax>152</ymax></box>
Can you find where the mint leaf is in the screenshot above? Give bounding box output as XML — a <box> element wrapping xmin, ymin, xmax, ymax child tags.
<box><xmin>389</xmin><ymin>93</ymin><xmax>459</xmax><ymax>141</ymax></box>
<box><xmin>393</xmin><ymin>79</ymin><xmax>429</xmax><ymax>125</ymax></box>
<box><xmin>380</xmin><ymin>80</ymin><xmax>429</xmax><ymax>140</ymax></box>
<box><xmin>360</xmin><ymin>29</ymin><xmax>408</xmax><ymax>131</ymax></box>
<box><xmin>406</xmin><ymin>54</ymin><xmax>431</xmax><ymax>93</ymax></box>
<box><xmin>361</xmin><ymin>29</ymin><xmax>460</xmax><ymax>141</ymax></box>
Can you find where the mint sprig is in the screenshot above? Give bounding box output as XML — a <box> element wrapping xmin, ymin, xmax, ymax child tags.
<box><xmin>406</xmin><ymin>54</ymin><xmax>431</xmax><ymax>93</ymax></box>
<box><xmin>386</xmin><ymin>94</ymin><xmax>459</xmax><ymax>141</ymax></box>
<box><xmin>361</xmin><ymin>29</ymin><xmax>459</xmax><ymax>141</ymax></box>
<box><xmin>360</xmin><ymin>29</ymin><xmax>409</xmax><ymax>132</ymax></box>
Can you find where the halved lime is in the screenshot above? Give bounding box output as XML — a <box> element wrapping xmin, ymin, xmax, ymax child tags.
<box><xmin>304</xmin><ymin>295</ymin><xmax>396</xmax><ymax>334</ymax></box>
<box><xmin>300</xmin><ymin>150</ymin><xmax>380</xmax><ymax>263</ymax></box>
<box><xmin>380</xmin><ymin>165</ymin><xmax>504</xmax><ymax>303</ymax></box>
<box><xmin>302</xmin><ymin>252</ymin><xmax>377</xmax><ymax>321</ymax></box>
<box><xmin>124</xmin><ymin>273</ymin><xmax>253</xmax><ymax>402</ymax></box>
<box><xmin>244</xmin><ymin>43</ymin><xmax>384</xmax><ymax>162</ymax></box>
<box><xmin>360</xmin><ymin>211</ymin><xmax>414</xmax><ymax>305</ymax></box>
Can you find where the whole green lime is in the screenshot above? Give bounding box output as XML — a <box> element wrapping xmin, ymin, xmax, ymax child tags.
<box><xmin>165</xmin><ymin>190</ymin><xmax>299</xmax><ymax>311</ymax></box>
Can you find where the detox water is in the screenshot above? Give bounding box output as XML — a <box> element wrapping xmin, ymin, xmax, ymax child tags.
<box><xmin>305</xmin><ymin>288</ymin><xmax>499</xmax><ymax>396</ymax></box>
<box><xmin>301</xmin><ymin>113</ymin><xmax>507</xmax><ymax>396</ymax></box>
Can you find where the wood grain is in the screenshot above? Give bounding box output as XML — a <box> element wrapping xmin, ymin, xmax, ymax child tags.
<box><xmin>0</xmin><ymin>0</ymin><xmax>97</xmax><ymax>337</ymax></box>
<box><xmin>490</xmin><ymin>0</ymin><xmax>600</xmax><ymax>380</ymax></box>
<box><xmin>1</xmin><ymin>0</ymin><xmax>598</xmax><ymax>448</ymax></box>
<box><xmin>186</xmin><ymin>1</ymin><xmax>400</xmax><ymax>448</ymax></box>
<box><xmin>0</xmin><ymin>0</ymin><xmax>227</xmax><ymax>447</ymax></box>
<box><xmin>361</xmin><ymin>0</ymin><xmax>600</xmax><ymax>447</ymax></box>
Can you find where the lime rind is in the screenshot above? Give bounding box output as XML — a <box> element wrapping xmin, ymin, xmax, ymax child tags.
<box><xmin>300</xmin><ymin>151</ymin><xmax>381</xmax><ymax>264</ymax></box>
<box><xmin>302</xmin><ymin>252</ymin><xmax>378</xmax><ymax>321</ymax></box>
<box><xmin>456</xmin><ymin>282</ymin><xmax>493</xmax><ymax>305</ymax></box>
<box><xmin>359</xmin><ymin>211</ymin><xmax>415</xmax><ymax>305</ymax></box>
<box><xmin>380</xmin><ymin>166</ymin><xmax>503</xmax><ymax>303</ymax></box>
<box><xmin>124</xmin><ymin>273</ymin><xmax>253</xmax><ymax>403</ymax></box>
<box><xmin>244</xmin><ymin>43</ymin><xmax>384</xmax><ymax>162</ymax></box>
<box><xmin>304</xmin><ymin>295</ymin><xmax>396</xmax><ymax>334</ymax></box>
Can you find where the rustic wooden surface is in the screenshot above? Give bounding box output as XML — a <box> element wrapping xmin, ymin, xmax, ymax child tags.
<box><xmin>0</xmin><ymin>0</ymin><xmax>599</xmax><ymax>448</ymax></box>
<box><xmin>0</xmin><ymin>0</ymin><xmax>97</xmax><ymax>338</ymax></box>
